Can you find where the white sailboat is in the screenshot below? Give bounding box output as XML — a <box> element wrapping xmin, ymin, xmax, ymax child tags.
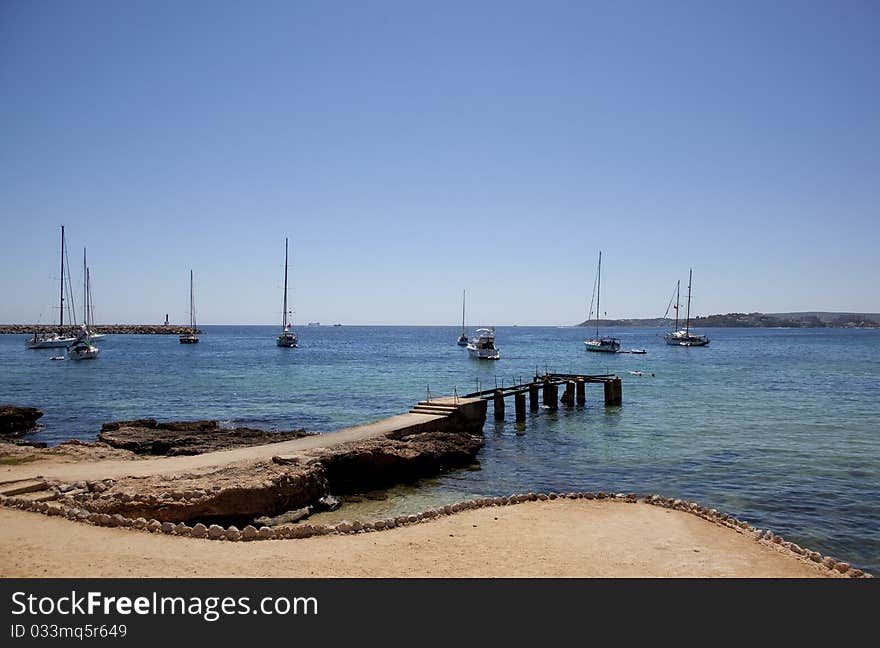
<box><xmin>80</xmin><ymin>248</ymin><xmax>104</xmax><ymax>343</ymax></box>
<box><xmin>584</xmin><ymin>251</ymin><xmax>620</xmax><ymax>353</ymax></box>
<box><xmin>179</xmin><ymin>270</ymin><xmax>199</xmax><ymax>344</ymax></box>
<box><xmin>456</xmin><ymin>290</ymin><xmax>468</xmax><ymax>346</ymax></box>
<box><xmin>26</xmin><ymin>225</ymin><xmax>77</xmax><ymax>349</ymax></box>
<box><xmin>68</xmin><ymin>248</ymin><xmax>100</xmax><ymax>360</ymax></box>
<box><xmin>276</xmin><ymin>237</ymin><xmax>298</xmax><ymax>348</ymax></box>
<box><xmin>663</xmin><ymin>269</ymin><xmax>709</xmax><ymax>347</ymax></box>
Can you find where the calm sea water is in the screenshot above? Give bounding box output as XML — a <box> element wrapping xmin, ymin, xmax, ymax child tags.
<box><xmin>2</xmin><ymin>325</ymin><xmax>878</xmax><ymax>572</ymax></box>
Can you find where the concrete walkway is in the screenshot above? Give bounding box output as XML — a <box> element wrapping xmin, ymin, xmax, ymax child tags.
<box><xmin>1</xmin><ymin>411</ymin><xmax>447</xmax><ymax>484</ymax></box>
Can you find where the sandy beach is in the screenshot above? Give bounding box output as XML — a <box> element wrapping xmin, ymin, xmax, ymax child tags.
<box><xmin>0</xmin><ymin>499</ymin><xmax>838</xmax><ymax>578</ymax></box>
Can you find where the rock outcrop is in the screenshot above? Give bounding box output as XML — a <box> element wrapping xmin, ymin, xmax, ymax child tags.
<box><xmin>97</xmin><ymin>419</ymin><xmax>313</xmax><ymax>456</ymax></box>
<box><xmin>0</xmin><ymin>406</ymin><xmax>43</xmax><ymax>437</ymax></box>
<box><xmin>72</xmin><ymin>462</ymin><xmax>330</xmax><ymax>523</ymax></box>
<box><xmin>318</xmin><ymin>429</ymin><xmax>483</xmax><ymax>493</ymax></box>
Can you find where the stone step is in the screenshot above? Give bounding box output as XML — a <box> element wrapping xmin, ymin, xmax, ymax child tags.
<box><xmin>410</xmin><ymin>408</ymin><xmax>454</xmax><ymax>416</ymax></box>
<box><xmin>414</xmin><ymin>404</ymin><xmax>458</xmax><ymax>413</ymax></box>
<box><xmin>0</xmin><ymin>479</ymin><xmax>47</xmax><ymax>496</ymax></box>
<box><xmin>17</xmin><ymin>490</ymin><xmax>58</xmax><ymax>503</ymax></box>
<box><xmin>416</xmin><ymin>400</ymin><xmax>458</xmax><ymax>408</ymax></box>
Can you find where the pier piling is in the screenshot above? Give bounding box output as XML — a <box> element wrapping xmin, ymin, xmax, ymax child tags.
<box><xmin>576</xmin><ymin>378</ymin><xmax>586</xmax><ymax>405</ymax></box>
<box><xmin>494</xmin><ymin>390</ymin><xmax>505</xmax><ymax>420</ymax></box>
<box><xmin>515</xmin><ymin>393</ymin><xmax>526</xmax><ymax>422</ymax></box>
<box><xmin>562</xmin><ymin>380</ymin><xmax>575</xmax><ymax>407</ymax></box>
<box><xmin>604</xmin><ymin>378</ymin><xmax>623</xmax><ymax>406</ymax></box>
<box><xmin>528</xmin><ymin>383</ymin><xmax>539</xmax><ymax>411</ymax></box>
<box><xmin>543</xmin><ymin>381</ymin><xmax>558</xmax><ymax>410</ymax></box>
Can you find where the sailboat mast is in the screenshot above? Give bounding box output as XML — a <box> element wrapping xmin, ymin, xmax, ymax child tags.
<box><xmin>282</xmin><ymin>238</ymin><xmax>289</xmax><ymax>330</ymax></box>
<box><xmin>190</xmin><ymin>270</ymin><xmax>195</xmax><ymax>331</ymax></box>
<box><xmin>87</xmin><ymin>267</ymin><xmax>92</xmax><ymax>328</ymax></box>
<box><xmin>83</xmin><ymin>248</ymin><xmax>88</xmax><ymax>326</ymax></box>
<box><xmin>674</xmin><ymin>280</ymin><xmax>680</xmax><ymax>331</ymax></box>
<box><xmin>59</xmin><ymin>226</ymin><xmax>65</xmax><ymax>333</ymax></box>
<box><xmin>596</xmin><ymin>251</ymin><xmax>601</xmax><ymax>338</ymax></box>
<box><xmin>461</xmin><ymin>289</ymin><xmax>466</xmax><ymax>334</ymax></box>
<box><xmin>685</xmin><ymin>268</ymin><xmax>693</xmax><ymax>335</ymax></box>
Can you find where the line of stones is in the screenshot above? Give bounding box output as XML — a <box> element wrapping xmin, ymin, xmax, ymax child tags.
<box><xmin>1</xmin><ymin>490</ymin><xmax>870</xmax><ymax>578</ymax></box>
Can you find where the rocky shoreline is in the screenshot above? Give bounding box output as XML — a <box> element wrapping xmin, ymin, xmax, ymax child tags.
<box><xmin>1</xmin><ymin>324</ymin><xmax>201</xmax><ymax>335</ymax></box>
<box><xmin>0</xmin><ymin>405</ymin><xmax>43</xmax><ymax>437</ymax></box>
<box><xmin>97</xmin><ymin>419</ymin><xmax>313</xmax><ymax>456</ymax></box>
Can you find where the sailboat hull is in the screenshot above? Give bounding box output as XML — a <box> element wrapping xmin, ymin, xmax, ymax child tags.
<box><xmin>26</xmin><ymin>335</ymin><xmax>76</xmax><ymax>349</ymax></box>
<box><xmin>585</xmin><ymin>338</ymin><xmax>620</xmax><ymax>352</ymax></box>
<box><xmin>179</xmin><ymin>334</ymin><xmax>199</xmax><ymax>344</ymax></box>
<box><xmin>276</xmin><ymin>332</ymin><xmax>298</xmax><ymax>347</ymax></box>
<box><xmin>664</xmin><ymin>335</ymin><xmax>709</xmax><ymax>347</ymax></box>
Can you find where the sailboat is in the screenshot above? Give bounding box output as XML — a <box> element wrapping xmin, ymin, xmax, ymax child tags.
<box><xmin>456</xmin><ymin>290</ymin><xmax>468</xmax><ymax>346</ymax></box>
<box><xmin>276</xmin><ymin>237</ymin><xmax>298</xmax><ymax>348</ymax></box>
<box><xmin>26</xmin><ymin>226</ymin><xmax>77</xmax><ymax>349</ymax></box>
<box><xmin>584</xmin><ymin>251</ymin><xmax>620</xmax><ymax>353</ymax></box>
<box><xmin>663</xmin><ymin>269</ymin><xmax>710</xmax><ymax>347</ymax></box>
<box><xmin>179</xmin><ymin>270</ymin><xmax>199</xmax><ymax>344</ymax></box>
<box><xmin>68</xmin><ymin>248</ymin><xmax>100</xmax><ymax>360</ymax></box>
<box><xmin>79</xmin><ymin>248</ymin><xmax>104</xmax><ymax>342</ymax></box>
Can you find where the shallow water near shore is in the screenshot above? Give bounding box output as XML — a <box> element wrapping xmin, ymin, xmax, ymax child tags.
<box><xmin>2</xmin><ymin>325</ymin><xmax>879</xmax><ymax>572</ymax></box>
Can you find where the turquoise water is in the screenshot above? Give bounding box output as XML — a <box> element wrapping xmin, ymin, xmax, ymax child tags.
<box><xmin>2</xmin><ymin>325</ymin><xmax>878</xmax><ymax>572</ymax></box>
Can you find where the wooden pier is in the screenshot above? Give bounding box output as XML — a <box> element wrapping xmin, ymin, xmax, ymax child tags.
<box><xmin>463</xmin><ymin>373</ymin><xmax>623</xmax><ymax>423</ymax></box>
<box><xmin>463</xmin><ymin>373</ymin><xmax>622</xmax><ymax>422</ymax></box>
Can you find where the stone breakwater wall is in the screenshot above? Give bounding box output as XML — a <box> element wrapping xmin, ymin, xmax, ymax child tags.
<box><xmin>0</xmin><ymin>489</ymin><xmax>869</xmax><ymax>578</ymax></box>
<box><xmin>1</xmin><ymin>324</ymin><xmax>201</xmax><ymax>335</ymax></box>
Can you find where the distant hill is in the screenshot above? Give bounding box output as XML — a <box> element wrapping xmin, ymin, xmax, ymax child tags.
<box><xmin>577</xmin><ymin>312</ymin><xmax>880</xmax><ymax>328</ymax></box>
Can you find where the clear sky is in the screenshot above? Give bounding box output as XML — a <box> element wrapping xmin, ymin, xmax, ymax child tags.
<box><xmin>1</xmin><ymin>1</ymin><xmax>878</xmax><ymax>325</ymax></box>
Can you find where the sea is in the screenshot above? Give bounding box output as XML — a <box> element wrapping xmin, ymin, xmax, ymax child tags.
<box><xmin>2</xmin><ymin>325</ymin><xmax>878</xmax><ymax>572</ymax></box>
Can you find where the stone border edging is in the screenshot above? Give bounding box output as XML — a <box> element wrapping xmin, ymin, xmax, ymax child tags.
<box><xmin>0</xmin><ymin>490</ymin><xmax>870</xmax><ymax>578</ymax></box>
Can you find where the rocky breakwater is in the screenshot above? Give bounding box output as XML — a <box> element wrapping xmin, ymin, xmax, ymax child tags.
<box><xmin>0</xmin><ymin>324</ymin><xmax>200</xmax><ymax>335</ymax></box>
<box><xmin>0</xmin><ymin>406</ymin><xmax>43</xmax><ymax>437</ymax></box>
<box><xmin>97</xmin><ymin>419</ymin><xmax>313</xmax><ymax>456</ymax></box>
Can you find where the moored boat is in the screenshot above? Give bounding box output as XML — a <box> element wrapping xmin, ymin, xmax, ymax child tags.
<box><xmin>663</xmin><ymin>269</ymin><xmax>709</xmax><ymax>347</ymax></box>
<box><xmin>456</xmin><ymin>290</ymin><xmax>469</xmax><ymax>346</ymax></box>
<box><xmin>26</xmin><ymin>226</ymin><xmax>77</xmax><ymax>349</ymax></box>
<box><xmin>276</xmin><ymin>237</ymin><xmax>298</xmax><ymax>348</ymax></box>
<box><xmin>584</xmin><ymin>251</ymin><xmax>620</xmax><ymax>353</ymax></box>
<box><xmin>179</xmin><ymin>270</ymin><xmax>199</xmax><ymax>344</ymax></box>
<box><xmin>467</xmin><ymin>327</ymin><xmax>500</xmax><ymax>359</ymax></box>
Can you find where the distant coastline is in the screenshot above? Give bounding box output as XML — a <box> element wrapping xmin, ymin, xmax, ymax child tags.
<box><xmin>577</xmin><ymin>312</ymin><xmax>880</xmax><ymax>329</ymax></box>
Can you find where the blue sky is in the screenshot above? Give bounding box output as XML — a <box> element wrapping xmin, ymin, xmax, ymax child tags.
<box><xmin>1</xmin><ymin>1</ymin><xmax>878</xmax><ymax>325</ymax></box>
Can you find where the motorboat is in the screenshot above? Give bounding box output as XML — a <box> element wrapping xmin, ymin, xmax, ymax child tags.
<box><xmin>67</xmin><ymin>337</ymin><xmax>99</xmax><ymax>360</ymax></box>
<box><xmin>467</xmin><ymin>328</ymin><xmax>500</xmax><ymax>359</ymax></box>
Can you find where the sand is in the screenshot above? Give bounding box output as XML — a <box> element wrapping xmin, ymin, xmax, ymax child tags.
<box><xmin>0</xmin><ymin>499</ymin><xmax>836</xmax><ymax>578</ymax></box>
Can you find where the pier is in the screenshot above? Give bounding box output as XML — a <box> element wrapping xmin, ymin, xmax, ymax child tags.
<box><xmin>463</xmin><ymin>372</ymin><xmax>622</xmax><ymax>422</ymax></box>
